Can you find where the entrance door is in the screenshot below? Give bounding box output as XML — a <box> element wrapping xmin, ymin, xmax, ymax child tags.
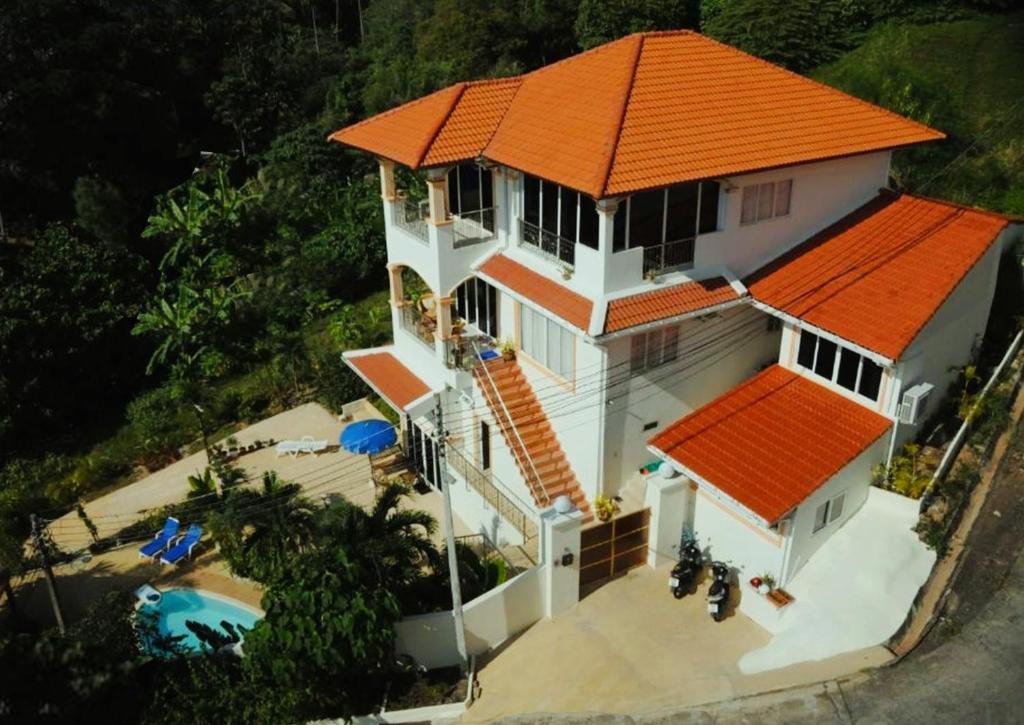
<box><xmin>578</xmin><ymin>508</ymin><xmax>650</xmax><ymax>596</ymax></box>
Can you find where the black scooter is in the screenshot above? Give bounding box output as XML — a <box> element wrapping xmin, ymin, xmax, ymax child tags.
<box><xmin>706</xmin><ymin>561</ymin><xmax>731</xmax><ymax>622</ymax></box>
<box><xmin>669</xmin><ymin>539</ymin><xmax>704</xmax><ymax>599</ymax></box>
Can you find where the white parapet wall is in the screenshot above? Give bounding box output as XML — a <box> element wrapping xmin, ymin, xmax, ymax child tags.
<box><xmin>394</xmin><ymin>565</ymin><xmax>547</xmax><ymax>670</ymax></box>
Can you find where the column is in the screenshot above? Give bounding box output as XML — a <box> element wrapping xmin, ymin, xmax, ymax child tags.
<box><xmin>540</xmin><ymin>503</ymin><xmax>584</xmax><ymax>618</ymax></box>
<box><xmin>596</xmin><ymin>197</ymin><xmax>621</xmax><ymax>292</ymax></box>
<box><xmin>643</xmin><ymin>472</ymin><xmax>688</xmax><ymax>569</ymax></box>
<box><xmin>426</xmin><ymin>168</ymin><xmax>450</xmax><ymax>226</ymax></box>
<box><xmin>387</xmin><ymin>264</ymin><xmax>405</xmax><ymax>307</ymax></box>
<box><xmin>379</xmin><ymin>159</ymin><xmax>396</xmax><ymax>200</ymax></box>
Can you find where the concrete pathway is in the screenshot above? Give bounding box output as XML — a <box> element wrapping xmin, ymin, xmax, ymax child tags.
<box><xmin>739</xmin><ymin>488</ymin><xmax>935</xmax><ymax>673</ymax></box>
<box><xmin>463</xmin><ymin>564</ymin><xmax>889</xmax><ymax>721</ymax></box>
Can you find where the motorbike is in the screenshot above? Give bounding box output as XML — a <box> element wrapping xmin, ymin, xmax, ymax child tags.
<box><xmin>668</xmin><ymin>538</ymin><xmax>704</xmax><ymax>599</ymax></box>
<box><xmin>706</xmin><ymin>561</ymin><xmax>731</xmax><ymax>622</ymax></box>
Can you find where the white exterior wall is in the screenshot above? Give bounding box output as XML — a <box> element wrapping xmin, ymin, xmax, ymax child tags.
<box><xmin>779</xmin><ymin>435</ymin><xmax>890</xmax><ymax>584</ymax></box>
<box><xmin>890</xmin><ymin>236</ymin><xmax>1007</xmax><ymax>448</ymax></box>
<box><xmin>697</xmin><ymin>152</ymin><xmax>891</xmax><ymax>278</ymax></box>
<box><xmin>691</xmin><ymin>486</ymin><xmax>786</xmax><ymax>583</ymax></box>
<box><xmin>393</xmin><ymin>565</ymin><xmax>546</xmax><ymax>669</ymax></box>
<box><xmin>601</xmin><ymin>305</ymin><xmax>781</xmax><ymax>494</ymax></box>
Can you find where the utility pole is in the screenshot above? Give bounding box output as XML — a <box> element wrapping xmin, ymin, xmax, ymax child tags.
<box><xmin>30</xmin><ymin>514</ymin><xmax>65</xmax><ymax>636</ymax></box>
<box><xmin>434</xmin><ymin>393</ymin><xmax>468</xmax><ymax>671</ymax></box>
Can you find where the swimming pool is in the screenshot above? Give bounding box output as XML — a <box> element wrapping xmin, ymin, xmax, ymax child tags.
<box><xmin>138</xmin><ymin>588</ymin><xmax>263</xmax><ymax>655</ymax></box>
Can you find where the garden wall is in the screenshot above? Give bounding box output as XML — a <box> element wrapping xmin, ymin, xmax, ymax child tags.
<box><xmin>393</xmin><ymin>565</ymin><xmax>546</xmax><ymax>669</ymax></box>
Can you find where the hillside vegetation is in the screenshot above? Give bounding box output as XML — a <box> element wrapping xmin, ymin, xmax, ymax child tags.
<box><xmin>815</xmin><ymin>11</ymin><xmax>1024</xmax><ymax>214</ymax></box>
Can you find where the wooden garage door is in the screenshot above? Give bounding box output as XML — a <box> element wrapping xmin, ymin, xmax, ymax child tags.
<box><xmin>579</xmin><ymin>508</ymin><xmax>650</xmax><ymax>596</ymax></box>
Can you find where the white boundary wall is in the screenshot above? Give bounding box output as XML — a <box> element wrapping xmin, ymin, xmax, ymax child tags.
<box><xmin>394</xmin><ymin>565</ymin><xmax>547</xmax><ymax>669</ymax></box>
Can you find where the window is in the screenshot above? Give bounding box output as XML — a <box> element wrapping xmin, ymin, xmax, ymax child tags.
<box><xmin>813</xmin><ymin>491</ymin><xmax>847</xmax><ymax>533</ymax></box>
<box><xmin>447</xmin><ymin>163</ymin><xmax>493</xmax><ymax>217</ymax></box>
<box><xmin>454</xmin><ymin>278</ymin><xmax>498</xmax><ymax>338</ymax></box>
<box><xmin>519</xmin><ymin>304</ymin><xmax>574</xmax><ymax>380</ymax></box>
<box><xmin>740</xmin><ymin>179</ymin><xmax>792</xmax><ymax>225</ymax></box>
<box><xmin>480</xmin><ymin>421</ymin><xmax>491</xmax><ymax>471</ymax></box>
<box><xmin>611</xmin><ymin>181</ymin><xmax>720</xmax><ymax>269</ymax></box>
<box><xmin>813</xmin><ymin>500</ymin><xmax>829</xmax><ymax>533</ymax></box>
<box><xmin>630</xmin><ymin>326</ymin><xmax>680</xmax><ymax>373</ymax></box>
<box><xmin>412</xmin><ymin>424</ymin><xmax>442</xmax><ymax>490</ymax></box>
<box><xmin>642</xmin><ymin>421</ymin><xmax>659</xmax><ymax>432</ymax></box>
<box><xmin>796</xmin><ymin>330</ymin><xmax>885</xmax><ymax>402</ymax></box>
<box><xmin>521</xmin><ymin>174</ymin><xmax>599</xmax><ymax>250</ymax></box>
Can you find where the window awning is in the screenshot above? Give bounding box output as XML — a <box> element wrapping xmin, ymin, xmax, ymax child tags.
<box><xmin>344</xmin><ymin>348</ymin><xmax>433</xmax><ymax>413</ymax></box>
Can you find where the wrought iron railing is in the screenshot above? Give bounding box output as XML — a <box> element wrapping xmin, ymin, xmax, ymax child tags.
<box><xmin>446</xmin><ymin>442</ymin><xmax>539</xmax><ymax>543</ymax></box>
<box><xmin>444</xmin><ymin>333</ymin><xmax>498</xmax><ymax>372</ymax></box>
<box><xmin>641</xmin><ymin>237</ymin><xmax>695</xmax><ymax>275</ymax></box>
<box><xmin>394</xmin><ymin>196</ymin><xmax>429</xmax><ymax>243</ymax></box>
<box><xmin>454</xmin><ymin>533</ymin><xmax>524</xmax><ymax>577</ymax></box>
<box><xmin>518</xmin><ymin>218</ymin><xmax>575</xmax><ymax>267</ymax></box>
<box><xmin>452</xmin><ymin>207</ymin><xmax>495</xmax><ymax>249</ymax></box>
<box><xmin>400</xmin><ymin>303</ymin><xmax>436</xmax><ymax>350</ymax></box>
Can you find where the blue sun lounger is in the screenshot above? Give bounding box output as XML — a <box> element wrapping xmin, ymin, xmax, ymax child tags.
<box><xmin>138</xmin><ymin>517</ymin><xmax>180</xmax><ymax>559</ymax></box>
<box><xmin>160</xmin><ymin>524</ymin><xmax>203</xmax><ymax>565</ymax></box>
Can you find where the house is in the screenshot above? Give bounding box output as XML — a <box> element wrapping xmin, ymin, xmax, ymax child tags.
<box><xmin>331</xmin><ymin>31</ymin><xmax>1014</xmax><ymax>598</ymax></box>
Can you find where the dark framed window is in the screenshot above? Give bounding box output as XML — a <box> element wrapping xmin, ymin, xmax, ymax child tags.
<box><xmin>612</xmin><ymin>180</ymin><xmax>720</xmax><ymax>260</ymax></box>
<box><xmin>522</xmin><ymin>173</ymin><xmax>599</xmax><ymax>250</ymax></box>
<box><xmin>796</xmin><ymin>330</ymin><xmax>885</xmax><ymax>402</ymax></box>
<box><xmin>455</xmin><ymin>277</ymin><xmax>498</xmax><ymax>338</ymax></box>
<box><xmin>447</xmin><ymin>163</ymin><xmax>492</xmax><ymax>216</ymax></box>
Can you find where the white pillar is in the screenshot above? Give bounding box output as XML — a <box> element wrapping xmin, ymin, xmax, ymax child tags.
<box><xmin>426</xmin><ymin>168</ymin><xmax>450</xmax><ymax>226</ymax></box>
<box><xmin>644</xmin><ymin>474</ymin><xmax>687</xmax><ymax>569</ymax></box>
<box><xmin>540</xmin><ymin>505</ymin><xmax>583</xmax><ymax>618</ymax></box>
<box><xmin>379</xmin><ymin>159</ymin><xmax>396</xmax><ymax>200</ymax></box>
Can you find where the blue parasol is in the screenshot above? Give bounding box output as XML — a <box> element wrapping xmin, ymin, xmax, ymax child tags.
<box><xmin>340</xmin><ymin>419</ymin><xmax>397</xmax><ymax>455</ymax></box>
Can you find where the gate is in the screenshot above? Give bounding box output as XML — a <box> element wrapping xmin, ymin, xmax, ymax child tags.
<box><xmin>578</xmin><ymin>508</ymin><xmax>650</xmax><ymax>596</ymax></box>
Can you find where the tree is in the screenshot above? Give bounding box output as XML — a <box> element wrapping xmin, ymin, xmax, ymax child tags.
<box><xmin>208</xmin><ymin>471</ymin><xmax>318</xmax><ymax>583</ymax></box>
<box><xmin>241</xmin><ymin>545</ymin><xmax>402</xmax><ymax>720</ymax></box>
<box><xmin>575</xmin><ymin>0</ymin><xmax>700</xmax><ymax>49</ymax></box>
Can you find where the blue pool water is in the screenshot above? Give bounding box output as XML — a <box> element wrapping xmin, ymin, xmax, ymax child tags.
<box><xmin>139</xmin><ymin>588</ymin><xmax>262</xmax><ymax>654</ymax></box>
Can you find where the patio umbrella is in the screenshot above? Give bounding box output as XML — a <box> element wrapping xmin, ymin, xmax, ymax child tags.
<box><xmin>340</xmin><ymin>419</ymin><xmax>397</xmax><ymax>455</ymax></box>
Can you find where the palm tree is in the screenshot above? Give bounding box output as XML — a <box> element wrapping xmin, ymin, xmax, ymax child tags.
<box><xmin>208</xmin><ymin>471</ymin><xmax>317</xmax><ymax>583</ymax></box>
<box><xmin>316</xmin><ymin>483</ymin><xmax>439</xmax><ymax>607</ymax></box>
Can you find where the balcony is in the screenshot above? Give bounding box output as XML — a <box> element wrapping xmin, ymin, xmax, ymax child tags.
<box><xmin>393</xmin><ymin>196</ymin><xmax>429</xmax><ymax>244</ymax></box>
<box><xmin>399</xmin><ymin>303</ymin><xmax>436</xmax><ymax>350</ymax></box>
<box><xmin>641</xmin><ymin>237</ymin><xmax>695</xmax><ymax>275</ymax></box>
<box><xmin>443</xmin><ymin>332</ymin><xmax>498</xmax><ymax>372</ymax></box>
<box><xmin>452</xmin><ymin>207</ymin><xmax>496</xmax><ymax>249</ymax></box>
<box><xmin>518</xmin><ymin>218</ymin><xmax>574</xmax><ymax>268</ymax></box>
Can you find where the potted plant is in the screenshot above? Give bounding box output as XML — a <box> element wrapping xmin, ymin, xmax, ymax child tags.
<box><xmin>645</xmin><ymin>268</ymin><xmax>660</xmax><ymax>284</ymax></box>
<box><xmin>758</xmin><ymin>573</ymin><xmax>776</xmax><ymax>595</ymax></box>
<box><xmin>500</xmin><ymin>338</ymin><xmax>516</xmax><ymax>361</ymax></box>
<box><xmin>561</xmin><ymin>266</ymin><xmax>573</xmax><ymax>281</ymax></box>
<box><xmin>594</xmin><ymin>494</ymin><xmax>619</xmax><ymax>522</ymax></box>
<box><xmin>451</xmin><ymin>317</ymin><xmax>466</xmax><ymax>336</ymax></box>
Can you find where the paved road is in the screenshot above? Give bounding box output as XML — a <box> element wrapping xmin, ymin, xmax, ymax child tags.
<box><xmin>501</xmin><ymin>430</ymin><xmax>1024</xmax><ymax>725</ymax></box>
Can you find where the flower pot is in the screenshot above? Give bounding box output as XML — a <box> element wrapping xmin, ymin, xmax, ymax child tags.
<box><xmin>757</xmin><ymin>583</ymin><xmax>770</xmax><ymax>595</ymax></box>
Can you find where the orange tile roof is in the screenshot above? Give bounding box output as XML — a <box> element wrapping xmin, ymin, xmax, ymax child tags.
<box><xmin>330</xmin><ymin>31</ymin><xmax>943</xmax><ymax>197</ymax></box>
<box><xmin>650</xmin><ymin>365</ymin><xmax>891</xmax><ymax>523</ymax></box>
<box><xmin>747</xmin><ymin>192</ymin><xmax>1009</xmax><ymax>361</ymax></box>
<box><xmin>345</xmin><ymin>350</ymin><xmax>431</xmax><ymax>411</ymax></box>
<box><xmin>423</xmin><ymin>78</ymin><xmax>522</xmax><ymax>166</ymax></box>
<box><xmin>603</xmin><ymin>276</ymin><xmax>741</xmax><ymax>333</ymax></box>
<box><xmin>478</xmin><ymin>254</ymin><xmax>594</xmax><ymax>332</ymax></box>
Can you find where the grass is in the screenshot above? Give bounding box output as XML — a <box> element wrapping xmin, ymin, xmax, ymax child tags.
<box><xmin>814</xmin><ymin>11</ymin><xmax>1024</xmax><ymax>214</ymax></box>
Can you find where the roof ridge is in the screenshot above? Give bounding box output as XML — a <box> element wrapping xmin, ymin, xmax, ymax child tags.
<box><xmin>901</xmin><ymin>190</ymin><xmax>1017</xmax><ymax>223</ymax></box>
<box><xmin>478</xmin><ymin>77</ymin><xmax>527</xmax><ymax>156</ymax></box>
<box><xmin>413</xmin><ymin>82</ymin><xmax>469</xmax><ymax>168</ymax></box>
<box><xmin>691</xmin><ymin>32</ymin><xmax>946</xmax><ymax>143</ymax></box>
<box><xmin>597</xmin><ymin>33</ymin><xmax>646</xmax><ymax>198</ymax></box>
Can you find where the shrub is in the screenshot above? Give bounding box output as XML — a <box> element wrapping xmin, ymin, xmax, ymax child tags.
<box><xmin>873</xmin><ymin>443</ymin><xmax>932</xmax><ymax>499</ymax></box>
<box><xmin>127</xmin><ymin>387</ymin><xmax>191</xmax><ymax>470</ymax></box>
<box><xmin>311</xmin><ymin>348</ymin><xmax>369</xmax><ymax>414</ymax></box>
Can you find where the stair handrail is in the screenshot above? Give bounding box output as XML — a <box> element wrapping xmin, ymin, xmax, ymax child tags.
<box><xmin>470</xmin><ymin>340</ymin><xmax>551</xmax><ymax>508</ymax></box>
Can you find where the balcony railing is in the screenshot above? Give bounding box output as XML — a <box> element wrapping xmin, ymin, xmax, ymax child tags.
<box><xmin>518</xmin><ymin>218</ymin><xmax>575</xmax><ymax>268</ymax></box>
<box><xmin>394</xmin><ymin>196</ymin><xmax>429</xmax><ymax>243</ymax></box>
<box><xmin>446</xmin><ymin>441</ymin><xmax>538</xmax><ymax>543</ymax></box>
<box><xmin>399</xmin><ymin>303</ymin><xmax>436</xmax><ymax>350</ymax></box>
<box><xmin>452</xmin><ymin>207</ymin><xmax>495</xmax><ymax>249</ymax></box>
<box><xmin>443</xmin><ymin>333</ymin><xmax>497</xmax><ymax>372</ymax></box>
<box><xmin>641</xmin><ymin>237</ymin><xmax>695</xmax><ymax>275</ymax></box>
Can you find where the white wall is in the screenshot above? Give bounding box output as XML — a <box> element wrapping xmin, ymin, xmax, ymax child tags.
<box><xmin>780</xmin><ymin>435</ymin><xmax>889</xmax><ymax>584</ymax></box>
<box><xmin>691</xmin><ymin>485</ymin><xmax>786</xmax><ymax>583</ymax></box>
<box><xmin>601</xmin><ymin>304</ymin><xmax>781</xmax><ymax>495</ymax></box>
<box><xmin>393</xmin><ymin>565</ymin><xmax>546</xmax><ymax>669</ymax></box>
<box><xmin>891</xmin><ymin>237</ymin><xmax>1007</xmax><ymax>448</ymax></box>
<box><xmin>698</xmin><ymin>152</ymin><xmax>891</xmax><ymax>278</ymax></box>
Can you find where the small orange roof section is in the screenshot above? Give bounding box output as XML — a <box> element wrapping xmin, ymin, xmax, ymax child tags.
<box><xmin>478</xmin><ymin>254</ymin><xmax>594</xmax><ymax>332</ymax></box>
<box><xmin>747</xmin><ymin>192</ymin><xmax>1009</xmax><ymax>361</ymax></box>
<box><xmin>330</xmin><ymin>31</ymin><xmax>943</xmax><ymax>197</ymax></box>
<box><xmin>650</xmin><ymin>365</ymin><xmax>891</xmax><ymax>524</ymax></box>
<box><xmin>345</xmin><ymin>350</ymin><xmax>431</xmax><ymax>412</ymax></box>
<box><xmin>603</xmin><ymin>276</ymin><xmax>741</xmax><ymax>333</ymax></box>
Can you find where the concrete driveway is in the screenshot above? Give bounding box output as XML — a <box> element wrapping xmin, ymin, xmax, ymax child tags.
<box><xmin>464</xmin><ymin>564</ymin><xmax>890</xmax><ymax>720</ymax></box>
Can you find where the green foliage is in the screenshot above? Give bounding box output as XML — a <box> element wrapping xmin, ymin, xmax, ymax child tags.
<box><xmin>0</xmin><ymin>456</ymin><xmax>68</xmax><ymax>572</ymax></box>
<box><xmin>575</xmin><ymin>0</ymin><xmax>700</xmax><ymax>49</ymax></box>
<box><xmin>127</xmin><ymin>386</ymin><xmax>191</xmax><ymax>470</ymax></box>
<box><xmin>873</xmin><ymin>443</ymin><xmax>932</xmax><ymax>499</ymax></box>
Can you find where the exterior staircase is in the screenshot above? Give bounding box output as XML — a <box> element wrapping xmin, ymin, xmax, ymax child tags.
<box><xmin>473</xmin><ymin>357</ymin><xmax>592</xmax><ymax>522</ymax></box>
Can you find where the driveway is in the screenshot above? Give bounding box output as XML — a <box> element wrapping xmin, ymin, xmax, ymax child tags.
<box><xmin>463</xmin><ymin>564</ymin><xmax>890</xmax><ymax>721</ymax></box>
<box><xmin>739</xmin><ymin>488</ymin><xmax>935</xmax><ymax>673</ymax></box>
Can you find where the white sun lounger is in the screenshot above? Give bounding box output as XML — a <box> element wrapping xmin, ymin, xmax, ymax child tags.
<box><xmin>276</xmin><ymin>436</ymin><xmax>328</xmax><ymax>457</ymax></box>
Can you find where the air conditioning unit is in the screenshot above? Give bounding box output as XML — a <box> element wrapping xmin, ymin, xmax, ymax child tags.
<box><xmin>899</xmin><ymin>382</ymin><xmax>934</xmax><ymax>425</ymax></box>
